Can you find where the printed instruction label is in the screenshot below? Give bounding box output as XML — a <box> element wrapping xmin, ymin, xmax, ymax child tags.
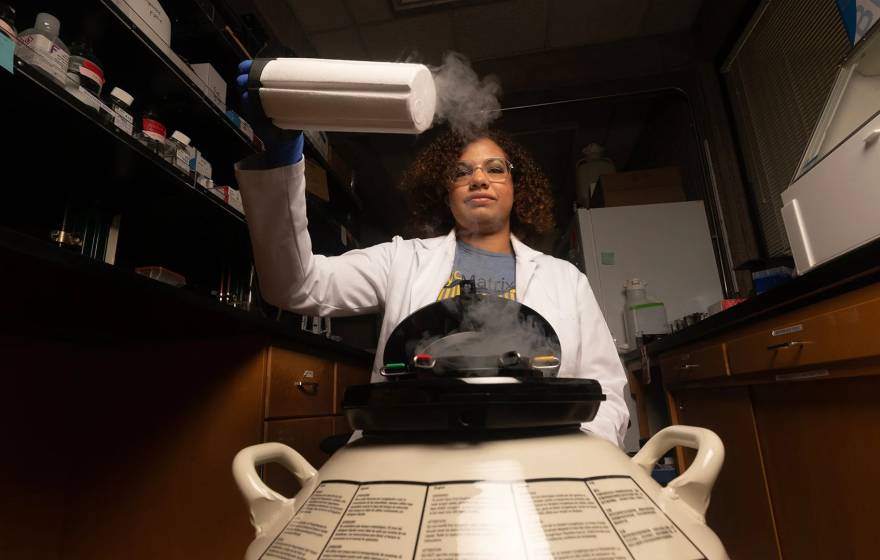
<box><xmin>259</xmin><ymin>477</ymin><xmax>706</xmax><ymax>560</ymax></box>
<box><xmin>16</xmin><ymin>33</ymin><xmax>69</xmax><ymax>83</ymax></box>
<box><xmin>771</xmin><ymin>324</ymin><xmax>803</xmax><ymax>337</ymax></box>
<box><xmin>112</xmin><ymin>107</ymin><xmax>134</xmax><ymax>136</ymax></box>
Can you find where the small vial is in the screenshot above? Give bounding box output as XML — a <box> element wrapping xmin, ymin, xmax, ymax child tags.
<box><xmin>136</xmin><ymin>102</ymin><xmax>166</xmax><ymax>153</ymax></box>
<box><xmin>67</xmin><ymin>40</ymin><xmax>105</xmax><ymax>97</ymax></box>
<box><xmin>164</xmin><ymin>130</ymin><xmax>194</xmax><ymax>175</ymax></box>
<box><xmin>108</xmin><ymin>87</ymin><xmax>135</xmax><ymax>136</ymax></box>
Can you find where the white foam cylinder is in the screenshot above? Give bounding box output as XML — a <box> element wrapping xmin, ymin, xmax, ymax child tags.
<box><xmin>254</xmin><ymin>58</ymin><xmax>437</xmax><ymax>134</ymax></box>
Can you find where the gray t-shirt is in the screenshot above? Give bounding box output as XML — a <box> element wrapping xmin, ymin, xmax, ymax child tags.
<box><xmin>437</xmin><ymin>240</ymin><xmax>516</xmax><ymax>300</ymax></box>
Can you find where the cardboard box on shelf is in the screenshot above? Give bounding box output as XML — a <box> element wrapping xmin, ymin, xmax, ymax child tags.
<box><xmin>190</xmin><ymin>150</ymin><xmax>213</xmax><ymax>188</ymax></box>
<box><xmin>226</xmin><ymin>188</ymin><xmax>243</xmax><ymax>214</ymax></box>
<box><xmin>210</xmin><ymin>186</ymin><xmax>246</xmax><ymax>215</ymax></box>
<box><xmin>304</xmin><ymin>157</ymin><xmax>330</xmax><ymax>201</ymax></box>
<box><xmin>110</xmin><ymin>0</ymin><xmax>171</xmax><ymax>49</ymax></box>
<box><xmin>208</xmin><ymin>186</ymin><xmax>225</xmax><ymax>200</ymax></box>
<box><xmin>591</xmin><ymin>167</ymin><xmax>685</xmax><ymax>208</ymax></box>
<box><xmin>225</xmin><ymin>110</ymin><xmax>256</xmax><ymax>143</ymax></box>
<box><xmin>191</xmin><ymin>62</ymin><xmax>227</xmax><ymax>108</ymax></box>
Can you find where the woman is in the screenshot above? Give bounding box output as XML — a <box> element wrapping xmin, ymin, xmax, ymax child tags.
<box><xmin>234</xmin><ymin>64</ymin><xmax>628</xmax><ymax>445</ymax></box>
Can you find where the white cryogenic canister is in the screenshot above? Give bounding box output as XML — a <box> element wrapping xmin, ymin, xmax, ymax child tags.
<box><xmin>248</xmin><ymin>58</ymin><xmax>437</xmax><ymax>134</ymax></box>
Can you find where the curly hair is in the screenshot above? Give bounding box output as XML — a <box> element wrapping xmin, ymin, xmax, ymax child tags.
<box><xmin>399</xmin><ymin>129</ymin><xmax>555</xmax><ymax>240</ymax></box>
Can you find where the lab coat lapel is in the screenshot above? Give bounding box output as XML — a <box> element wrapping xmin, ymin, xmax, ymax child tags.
<box><xmin>512</xmin><ymin>234</ymin><xmax>539</xmax><ymax>303</ymax></box>
<box><xmin>409</xmin><ymin>230</ymin><xmax>457</xmax><ymax>313</ymax></box>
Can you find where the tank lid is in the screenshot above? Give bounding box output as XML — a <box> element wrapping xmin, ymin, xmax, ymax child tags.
<box><xmin>343</xmin><ymin>377</ymin><xmax>604</xmax><ymax>434</ymax></box>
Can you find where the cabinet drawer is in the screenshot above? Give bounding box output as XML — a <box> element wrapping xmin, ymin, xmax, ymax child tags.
<box><xmin>334</xmin><ymin>362</ymin><xmax>372</xmax><ymax>414</ymax></box>
<box><xmin>263</xmin><ymin>417</ymin><xmax>334</xmax><ymax>497</ymax></box>
<box><xmin>266</xmin><ymin>347</ymin><xmax>334</xmax><ymax>418</ymax></box>
<box><xmin>727</xmin><ymin>296</ymin><xmax>880</xmax><ymax>375</ymax></box>
<box><xmin>659</xmin><ymin>343</ymin><xmax>728</xmax><ymax>384</ymax></box>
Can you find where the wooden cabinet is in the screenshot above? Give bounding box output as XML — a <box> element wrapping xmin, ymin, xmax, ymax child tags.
<box><xmin>2</xmin><ymin>337</ymin><xmax>268</xmax><ymax>560</ymax></box>
<box><xmin>751</xmin><ymin>375</ymin><xmax>880</xmax><ymax>559</ymax></box>
<box><xmin>333</xmin><ymin>414</ymin><xmax>354</xmax><ymax>435</ymax></box>
<box><xmin>659</xmin><ymin>342</ymin><xmax>728</xmax><ymax>384</ymax></box>
<box><xmin>265</xmin><ymin>417</ymin><xmax>336</xmax><ymax>472</ymax></box>
<box><xmin>260</xmin><ymin>347</ymin><xmax>371</xmax><ymax>498</ymax></box>
<box><xmin>334</xmin><ymin>361</ymin><xmax>372</xmax><ymax>414</ymax></box>
<box><xmin>660</xmin><ymin>282</ymin><xmax>880</xmax><ymax>560</ymax></box>
<box><xmin>263</xmin><ymin>417</ymin><xmax>336</xmax><ymax>498</ymax></box>
<box><xmin>0</xmin><ymin>335</ymin><xmax>372</xmax><ymax>560</ymax></box>
<box><xmin>266</xmin><ymin>347</ymin><xmax>335</xmax><ymax>418</ymax></box>
<box><xmin>727</xmin><ymin>292</ymin><xmax>880</xmax><ymax>375</ymax></box>
<box><xmin>670</xmin><ymin>386</ymin><xmax>779</xmax><ymax>560</ymax></box>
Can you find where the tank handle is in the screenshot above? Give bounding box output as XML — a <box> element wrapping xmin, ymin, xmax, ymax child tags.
<box><xmin>232</xmin><ymin>442</ymin><xmax>318</xmax><ymax>536</ymax></box>
<box><xmin>631</xmin><ymin>425</ymin><xmax>725</xmax><ymax>519</ymax></box>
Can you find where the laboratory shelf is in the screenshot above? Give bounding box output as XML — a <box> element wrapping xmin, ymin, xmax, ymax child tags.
<box><xmin>0</xmin><ymin>223</ymin><xmax>371</xmax><ymax>362</ymax></box>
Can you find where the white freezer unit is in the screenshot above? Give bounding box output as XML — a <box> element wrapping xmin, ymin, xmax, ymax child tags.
<box><xmin>783</xmin><ymin>26</ymin><xmax>880</xmax><ymax>275</ymax></box>
<box><xmin>782</xmin><ymin>110</ymin><xmax>880</xmax><ymax>274</ymax></box>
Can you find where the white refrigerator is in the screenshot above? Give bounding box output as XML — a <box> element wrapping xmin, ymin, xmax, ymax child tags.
<box><xmin>564</xmin><ymin>201</ymin><xmax>723</xmax><ymax>453</ymax></box>
<box><xmin>567</xmin><ymin>201</ymin><xmax>724</xmax><ymax>351</ymax></box>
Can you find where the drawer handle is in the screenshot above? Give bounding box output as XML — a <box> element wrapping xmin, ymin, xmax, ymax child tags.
<box><xmin>679</xmin><ymin>364</ymin><xmax>699</xmax><ymax>370</ymax></box>
<box><xmin>864</xmin><ymin>129</ymin><xmax>880</xmax><ymax>144</ymax></box>
<box><xmin>767</xmin><ymin>340</ymin><xmax>811</xmax><ymax>351</ymax></box>
<box><xmin>295</xmin><ymin>380</ymin><xmax>319</xmax><ymax>392</ymax></box>
<box><xmin>295</xmin><ymin>370</ymin><xmax>319</xmax><ymax>393</ymax></box>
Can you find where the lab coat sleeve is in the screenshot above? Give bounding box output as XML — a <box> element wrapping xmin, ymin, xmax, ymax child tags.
<box><xmin>573</xmin><ymin>272</ymin><xmax>630</xmax><ymax>447</ymax></box>
<box><xmin>235</xmin><ymin>158</ymin><xmax>393</xmax><ymax>317</ymax></box>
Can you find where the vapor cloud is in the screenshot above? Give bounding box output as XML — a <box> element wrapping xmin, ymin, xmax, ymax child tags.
<box><xmin>430</xmin><ymin>52</ymin><xmax>502</xmax><ymax>139</ymax></box>
<box><xmin>407</xmin><ymin>293</ymin><xmax>561</xmax><ymax>375</ymax></box>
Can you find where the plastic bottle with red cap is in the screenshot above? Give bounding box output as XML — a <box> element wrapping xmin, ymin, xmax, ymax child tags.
<box><xmin>135</xmin><ymin>100</ymin><xmax>167</xmax><ymax>154</ymax></box>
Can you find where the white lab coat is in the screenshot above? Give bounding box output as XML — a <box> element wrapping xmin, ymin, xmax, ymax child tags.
<box><xmin>236</xmin><ymin>158</ymin><xmax>630</xmax><ymax>446</ymax></box>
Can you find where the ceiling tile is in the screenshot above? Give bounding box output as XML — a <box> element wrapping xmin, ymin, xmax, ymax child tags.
<box><xmin>360</xmin><ymin>13</ymin><xmax>456</xmax><ymax>64</ymax></box>
<box><xmin>452</xmin><ymin>0</ymin><xmax>549</xmax><ymax>61</ymax></box>
<box><xmin>310</xmin><ymin>27</ymin><xmax>369</xmax><ymax>60</ymax></box>
<box><xmin>287</xmin><ymin>0</ymin><xmax>352</xmax><ymax>33</ymax></box>
<box><xmin>547</xmin><ymin>0</ymin><xmax>650</xmax><ymax>48</ymax></box>
<box><xmin>345</xmin><ymin>0</ymin><xmax>394</xmax><ymax>24</ymax></box>
<box><xmin>640</xmin><ymin>0</ymin><xmax>703</xmax><ymax>35</ymax></box>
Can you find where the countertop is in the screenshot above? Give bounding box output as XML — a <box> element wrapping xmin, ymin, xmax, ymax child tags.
<box><xmin>622</xmin><ymin>237</ymin><xmax>880</xmax><ymax>362</ymax></box>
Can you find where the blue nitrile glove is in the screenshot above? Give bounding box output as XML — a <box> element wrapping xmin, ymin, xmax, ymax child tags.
<box><xmin>237</xmin><ymin>59</ymin><xmax>304</xmax><ymax>168</ymax></box>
